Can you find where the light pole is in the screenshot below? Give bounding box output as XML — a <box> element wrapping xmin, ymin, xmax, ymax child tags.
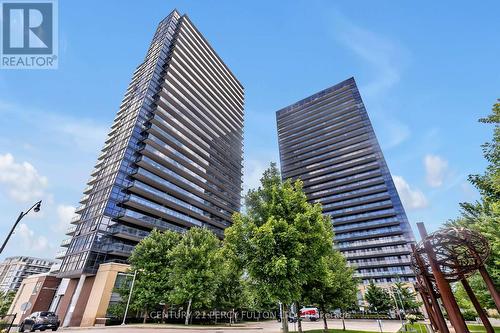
<box><xmin>122</xmin><ymin>269</ymin><xmax>138</xmax><ymax>325</ymax></box>
<box><xmin>0</xmin><ymin>200</ymin><xmax>42</xmax><ymax>254</ymax></box>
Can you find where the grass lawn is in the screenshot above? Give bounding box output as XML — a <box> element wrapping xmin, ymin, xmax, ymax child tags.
<box><xmin>402</xmin><ymin>323</ymin><xmax>500</xmax><ymax>333</ymax></box>
<box><xmin>291</xmin><ymin>329</ymin><xmax>392</xmax><ymax>333</ymax></box>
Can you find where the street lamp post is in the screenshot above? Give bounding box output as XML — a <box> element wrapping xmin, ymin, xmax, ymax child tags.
<box><xmin>0</xmin><ymin>200</ymin><xmax>42</xmax><ymax>254</ymax></box>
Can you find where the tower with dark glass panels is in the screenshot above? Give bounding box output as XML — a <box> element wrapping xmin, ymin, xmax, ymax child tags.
<box><xmin>276</xmin><ymin>77</ymin><xmax>415</xmax><ymax>284</ymax></box>
<box><xmin>58</xmin><ymin>9</ymin><xmax>244</xmax><ymax>279</ymax></box>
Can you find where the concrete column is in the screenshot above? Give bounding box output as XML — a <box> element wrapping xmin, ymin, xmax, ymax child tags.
<box><xmin>62</xmin><ymin>275</ymin><xmax>86</xmax><ymax>327</ymax></box>
<box><xmin>80</xmin><ymin>263</ymin><xmax>129</xmax><ymax>327</ymax></box>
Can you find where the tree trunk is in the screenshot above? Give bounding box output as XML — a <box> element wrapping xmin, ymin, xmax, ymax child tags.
<box><xmin>162</xmin><ymin>304</ymin><xmax>168</xmax><ymax>323</ymax></box>
<box><xmin>342</xmin><ymin>311</ymin><xmax>346</xmax><ymax>331</ymax></box>
<box><xmin>281</xmin><ymin>303</ymin><xmax>289</xmax><ymax>333</ymax></box>
<box><xmin>296</xmin><ymin>302</ymin><xmax>303</xmax><ymax>333</ymax></box>
<box><xmin>322</xmin><ymin>307</ymin><xmax>328</xmax><ymax>333</ymax></box>
<box><xmin>185</xmin><ymin>298</ymin><xmax>192</xmax><ymax>325</ymax></box>
<box><xmin>143</xmin><ymin>307</ymin><xmax>147</xmax><ymax>324</ymax></box>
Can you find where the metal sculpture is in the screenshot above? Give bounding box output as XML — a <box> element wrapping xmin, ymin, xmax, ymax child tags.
<box><xmin>411</xmin><ymin>223</ymin><xmax>499</xmax><ymax>333</ymax></box>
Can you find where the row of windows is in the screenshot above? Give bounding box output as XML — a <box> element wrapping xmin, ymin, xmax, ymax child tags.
<box><xmin>333</xmin><ymin>216</ymin><xmax>399</xmax><ymax>232</ymax></box>
<box><xmin>283</xmin><ymin>138</ymin><xmax>371</xmax><ymax>172</ymax></box>
<box><xmin>306</xmin><ymin>163</ymin><xmax>380</xmax><ymax>191</ymax></box>
<box><xmin>335</xmin><ymin>226</ymin><xmax>402</xmax><ymax>240</ymax></box>
<box><xmin>322</xmin><ymin>191</ymin><xmax>389</xmax><ymax>210</ymax></box>
<box><xmin>331</xmin><ymin>208</ymin><xmax>396</xmax><ymax>223</ymax></box>
<box><xmin>337</xmin><ymin>235</ymin><xmax>407</xmax><ymax>249</ymax></box>
<box><xmin>277</xmin><ymin>86</ymin><xmax>353</xmax><ymax>134</ymax></box>
<box><xmin>128</xmin><ymin>194</ymin><xmax>204</xmax><ymax>227</ymax></box>
<box><xmin>306</xmin><ymin>154</ymin><xmax>376</xmax><ymax>184</ymax></box>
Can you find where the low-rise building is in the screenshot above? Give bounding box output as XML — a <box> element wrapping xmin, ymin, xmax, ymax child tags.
<box><xmin>0</xmin><ymin>256</ymin><xmax>57</xmax><ymax>293</ymax></box>
<box><xmin>8</xmin><ymin>273</ymin><xmax>61</xmax><ymax>325</ymax></box>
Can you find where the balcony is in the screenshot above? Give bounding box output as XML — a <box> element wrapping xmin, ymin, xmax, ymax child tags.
<box><xmin>79</xmin><ymin>194</ymin><xmax>90</xmax><ymax>204</ymax></box>
<box><xmin>109</xmin><ymin>224</ymin><xmax>150</xmax><ymax>242</ymax></box>
<box><xmin>336</xmin><ymin>236</ymin><xmax>407</xmax><ymax>250</ymax></box>
<box><xmin>354</xmin><ymin>269</ymin><xmax>414</xmax><ymax>278</ymax></box>
<box><xmin>349</xmin><ymin>258</ymin><xmax>412</xmax><ymax>268</ymax></box>
<box><xmin>75</xmin><ymin>204</ymin><xmax>86</xmax><ymax>214</ymax></box>
<box><xmin>103</xmin><ymin>243</ymin><xmax>134</xmax><ymax>257</ymax></box>
<box><xmin>118</xmin><ymin>209</ymin><xmax>186</xmax><ymax>233</ymax></box>
<box><xmin>343</xmin><ymin>248</ymin><xmax>411</xmax><ymax>259</ymax></box>
<box><xmin>70</xmin><ymin>215</ymin><xmax>80</xmax><ymax>224</ymax></box>
<box><xmin>55</xmin><ymin>249</ymin><xmax>67</xmax><ymax>259</ymax></box>
<box><xmin>61</xmin><ymin>238</ymin><xmax>72</xmax><ymax>247</ymax></box>
<box><xmin>66</xmin><ymin>225</ymin><xmax>77</xmax><ymax>235</ymax></box>
<box><xmin>97</xmin><ymin>151</ymin><xmax>106</xmax><ymax>160</ymax></box>
<box><xmin>83</xmin><ymin>184</ymin><xmax>94</xmax><ymax>194</ymax></box>
<box><xmin>87</xmin><ymin>176</ymin><xmax>98</xmax><ymax>185</ymax></box>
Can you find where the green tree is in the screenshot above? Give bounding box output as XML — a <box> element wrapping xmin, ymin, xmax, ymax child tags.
<box><xmin>364</xmin><ymin>281</ymin><xmax>393</xmax><ymax>313</ymax></box>
<box><xmin>169</xmin><ymin>227</ymin><xmax>222</xmax><ymax>325</ymax></box>
<box><xmin>468</xmin><ymin>100</ymin><xmax>500</xmax><ymax>202</ymax></box>
<box><xmin>447</xmin><ymin>100</ymin><xmax>500</xmax><ymax>306</ymax></box>
<box><xmin>213</xmin><ymin>244</ymin><xmax>246</xmax><ymax>314</ymax></box>
<box><xmin>225</xmin><ymin>163</ymin><xmax>335</xmax><ymax>333</ymax></box>
<box><xmin>391</xmin><ymin>281</ymin><xmax>421</xmax><ymax>313</ymax></box>
<box><xmin>128</xmin><ymin>229</ymin><xmax>181</xmax><ymax>322</ymax></box>
<box><xmin>303</xmin><ymin>250</ymin><xmax>358</xmax><ymax>332</ymax></box>
<box><xmin>0</xmin><ymin>291</ymin><xmax>15</xmax><ymax>316</ymax></box>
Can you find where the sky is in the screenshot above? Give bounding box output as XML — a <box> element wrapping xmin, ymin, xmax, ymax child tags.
<box><xmin>0</xmin><ymin>0</ymin><xmax>499</xmax><ymax>261</ymax></box>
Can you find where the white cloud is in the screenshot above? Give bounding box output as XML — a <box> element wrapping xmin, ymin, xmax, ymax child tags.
<box><xmin>54</xmin><ymin>116</ymin><xmax>108</xmax><ymax>153</ymax></box>
<box><xmin>424</xmin><ymin>154</ymin><xmax>448</xmax><ymax>187</ymax></box>
<box><xmin>0</xmin><ymin>102</ymin><xmax>108</xmax><ymax>153</ymax></box>
<box><xmin>326</xmin><ymin>10</ymin><xmax>411</xmax><ymax>149</ymax></box>
<box><xmin>329</xmin><ymin>10</ymin><xmax>410</xmax><ymax>98</ymax></box>
<box><xmin>378</xmin><ymin>117</ymin><xmax>411</xmax><ymax>150</ymax></box>
<box><xmin>0</xmin><ymin>153</ymin><xmax>48</xmax><ymax>202</ymax></box>
<box><xmin>14</xmin><ymin>223</ymin><xmax>53</xmax><ymax>253</ymax></box>
<box><xmin>243</xmin><ymin>159</ymin><xmax>268</xmax><ymax>194</ymax></box>
<box><xmin>53</xmin><ymin>204</ymin><xmax>75</xmax><ymax>233</ymax></box>
<box><xmin>393</xmin><ymin>175</ymin><xmax>428</xmax><ymax>210</ymax></box>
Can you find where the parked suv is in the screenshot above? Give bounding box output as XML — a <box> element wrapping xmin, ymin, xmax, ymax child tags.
<box><xmin>19</xmin><ymin>312</ymin><xmax>60</xmax><ymax>332</ymax></box>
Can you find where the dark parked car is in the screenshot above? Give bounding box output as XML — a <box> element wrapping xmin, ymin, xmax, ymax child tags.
<box><xmin>19</xmin><ymin>312</ymin><xmax>60</xmax><ymax>332</ymax></box>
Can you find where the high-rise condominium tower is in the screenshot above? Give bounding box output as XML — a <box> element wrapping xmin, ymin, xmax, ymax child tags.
<box><xmin>276</xmin><ymin>77</ymin><xmax>415</xmax><ymax>284</ymax></box>
<box><xmin>55</xmin><ymin>10</ymin><xmax>243</xmax><ymax>325</ymax></box>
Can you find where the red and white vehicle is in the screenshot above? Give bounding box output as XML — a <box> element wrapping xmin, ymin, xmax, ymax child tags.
<box><xmin>299</xmin><ymin>307</ymin><xmax>320</xmax><ymax>321</ymax></box>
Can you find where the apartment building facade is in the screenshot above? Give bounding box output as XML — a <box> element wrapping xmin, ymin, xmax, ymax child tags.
<box><xmin>276</xmin><ymin>77</ymin><xmax>416</xmax><ymax>285</ymax></box>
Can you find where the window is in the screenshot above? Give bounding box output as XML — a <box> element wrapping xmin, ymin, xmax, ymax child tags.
<box><xmin>32</xmin><ymin>281</ymin><xmax>42</xmax><ymax>295</ymax></box>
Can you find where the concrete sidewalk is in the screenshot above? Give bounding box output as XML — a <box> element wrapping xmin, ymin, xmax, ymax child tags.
<box><xmin>58</xmin><ymin>319</ymin><xmax>403</xmax><ymax>333</ymax></box>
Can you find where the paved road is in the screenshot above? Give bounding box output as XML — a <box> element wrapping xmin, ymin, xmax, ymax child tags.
<box><xmin>57</xmin><ymin>319</ymin><xmax>403</xmax><ymax>333</ymax></box>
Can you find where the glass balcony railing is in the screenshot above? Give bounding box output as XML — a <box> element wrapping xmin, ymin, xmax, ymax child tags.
<box><xmin>66</xmin><ymin>225</ymin><xmax>77</xmax><ymax>235</ymax></box>
<box><xmin>336</xmin><ymin>236</ymin><xmax>406</xmax><ymax>249</ymax></box>
<box><xmin>349</xmin><ymin>258</ymin><xmax>411</xmax><ymax>267</ymax></box>
<box><xmin>354</xmin><ymin>269</ymin><xmax>414</xmax><ymax>277</ymax></box>
<box><xmin>120</xmin><ymin>209</ymin><xmax>186</xmax><ymax>233</ymax></box>
<box><xmin>109</xmin><ymin>224</ymin><xmax>150</xmax><ymax>240</ymax></box>
<box><xmin>55</xmin><ymin>249</ymin><xmax>67</xmax><ymax>259</ymax></box>
<box><xmin>103</xmin><ymin>243</ymin><xmax>134</xmax><ymax>256</ymax></box>
<box><xmin>75</xmin><ymin>204</ymin><xmax>86</xmax><ymax>213</ymax></box>
<box><xmin>343</xmin><ymin>247</ymin><xmax>411</xmax><ymax>258</ymax></box>
<box><xmin>61</xmin><ymin>238</ymin><xmax>72</xmax><ymax>247</ymax></box>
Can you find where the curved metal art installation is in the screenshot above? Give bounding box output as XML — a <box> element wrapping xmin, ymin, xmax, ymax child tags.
<box><xmin>412</xmin><ymin>227</ymin><xmax>490</xmax><ymax>282</ymax></box>
<box><xmin>411</xmin><ymin>223</ymin><xmax>499</xmax><ymax>333</ymax></box>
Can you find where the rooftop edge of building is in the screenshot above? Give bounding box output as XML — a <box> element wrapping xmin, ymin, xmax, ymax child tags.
<box><xmin>162</xmin><ymin>9</ymin><xmax>244</xmax><ymax>91</ymax></box>
<box><xmin>276</xmin><ymin>76</ymin><xmax>356</xmax><ymax>117</ymax></box>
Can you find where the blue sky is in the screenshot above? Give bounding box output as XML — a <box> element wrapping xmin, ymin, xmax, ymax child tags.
<box><xmin>0</xmin><ymin>0</ymin><xmax>498</xmax><ymax>260</ymax></box>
